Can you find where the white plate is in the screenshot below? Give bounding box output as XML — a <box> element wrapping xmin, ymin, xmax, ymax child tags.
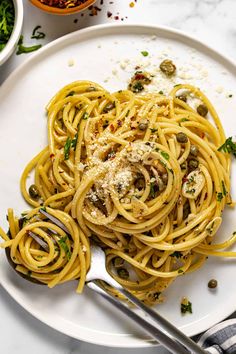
<box><xmin>0</xmin><ymin>24</ymin><xmax>236</xmax><ymax>348</ymax></box>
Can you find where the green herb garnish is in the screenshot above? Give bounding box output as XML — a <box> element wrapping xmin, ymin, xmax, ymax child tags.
<box><xmin>132</xmin><ymin>81</ymin><xmax>144</xmax><ymax>92</ymax></box>
<box><xmin>16</xmin><ymin>35</ymin><xmax>42</xmax><ymax>55</ymax></box>
<box><xmin>217</xmin><ymin>192</ymin><xmax>223</xmax><ymax>202</ymax></box>
<box><xmin>181</xmin><ymin>300</ymin><xmax>192</xmax><ymax>314</ymax></box>
<box><xmin>82</xmin><ymin>112</ymin><xmax>89</xmax><ymax>120</ymax></box>
<box><xmin>171</xmin><ymin>251</ymin><xmax>182</xmax><ymax>258</ymax></box>
<box><xmin>141</xmin><ymin>51</ymin><xmax>149</xmax><ymax>57</ymax></box>
<box><xmin>180</xmin><ymin>118</ymin><xmax>189</xmax><ymax>122</ymax></box>
<box><xmin>150</xmin><ymin>182</ymin><xmax>157</xmax><ymax>198</ymax></box>
<box><xmin>178</xmin><ymin>269</ymin><xmax>184</xmax><ymax>274</ymax></box>
<box><xmin>66</xmin><ymin>90</ymin><xmax>75</xmax><ymax>97</ymax></box>
<box><xmin>64</xmin><ymin>137</ymin><xmax>72</xmax><ymax>160</ymax></box>
<box><xmin>71</xmin><ymin>133</ymin><xmax>78</xmax><ymax>150</ymax></box>
<box><xmin>31</xmin><ymin>25</ymin><xmax>45</xmax><ymax>40</ymax></box>
<box><xmin>222</xmin><ymin>181</ymin><xmax>227</xmax><ymax>196</ymax></box>
<box><xmin>0</xmin><ymin>0</ymin><xmax>14</xmax><ymax>52</ymax></box>
<box><xmin>218</xmin><ymin>137</ymin><xmax>236</xmax><ymax>158</ymax></box>
<box><xmin>150</xmin><ymin>128</ymin><xmax>158</xmax><ymax>133</ymax></box>
<box><xmin>158</xmin><ymin>90</ymin><xmax>163</xmax><ymax>94</ymax></box>
<box><xmin>58</xmin><ymin>236</ymin><xmax>71</xmax><ymax>261</ymax></box>
<box><xmin>160</xmin><ymin>151</ymin><xmax>170</xmax><ymax>160</ymax></box>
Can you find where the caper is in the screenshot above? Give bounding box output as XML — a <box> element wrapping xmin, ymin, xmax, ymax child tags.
<box><xmin>29</xmin><ymin>184</ymin><xmax>40</xmax><ymax>199</ymax></box>
<box><xmin>197</xmin><ymin>104</ymin><xmax>208</xmax><ymax>117</ymax></box>
<box><xmin>138</xmin><ymin>119</ymin><xmax>149</xmax><ymax>131</ymax></box>
<box><xmin>135</xmin><ymin>178</ymin><xmax>145</xmax><ymax>190</ymax></box>
<box><xmin>208</xmin><ymin>279</ymin><xmax>218</xmax><ymax>289</ymax></box>
<box><xmin>181</xmin><ymin>162</ymin><xmax>187</xmax><ymax>170</ymax></box>
<box><xmin>117</xmin><ymin>268</ymin><xmax>129</xmax><ymax>279</ymax></box>
<box><xmin>176</xmin><ymin>132</ymin><xmax>188</xmax><ymax>144</ymax></box>
<box><xmin>159</xmin><ymin>59</ymin><xmax>176</xmax><ymax>76</ymax></box>
<box><xmin>113</xmin><ymin>257</ymin><xmax>125</xmax><ymax>268</ymax></box>
<box><xmin>188</xmin><ymin>159</ymin><xmax>199</xmax><ymax>170</ymax></box>
<box><xmin>103</xmin><ymin>102</ymin><xmax>115</xmax><ymax>113</ymax></box>
<box><xmin>177</xmin><ymin>94</ymin><xmax>187</xmax><ymax>102</ymax></box>
<box><xmin>190</xmin><ymin>144</ymin><xmax>199</xmax><ymax>157</ymax></box>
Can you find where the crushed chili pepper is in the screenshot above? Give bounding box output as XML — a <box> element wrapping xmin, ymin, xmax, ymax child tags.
<box><xmin>38</xmin><ymin>0</ymin><xmax>89</xmax><ymax>8</ymax></box>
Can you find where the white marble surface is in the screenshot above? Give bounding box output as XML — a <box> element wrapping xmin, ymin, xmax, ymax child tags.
<box><xmin>1</xmin><ymin>0</ymin><xmax>236</xmax><ymax>353</ymax></box>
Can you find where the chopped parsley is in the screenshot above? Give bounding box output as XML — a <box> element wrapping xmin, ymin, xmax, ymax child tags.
<box><xmin>66</xmin><ymin>90</ymin><xmax>75</xmax><ymax>97</ymax></box>
<box><xmin>64</xmin><ymin>133</ymin><xmax>78</xmax><ymax>160</ymax></box>
<box><xmin>217</xmin><ymin>192</ymin><xmax>223</xmax><ymax>202</ymax></box>
<box><xmin>222</xmin><ymin>181</ymin><xmax>227</xmax><ymax>196</ymax></box>
<box><xmin>71</xmin><ymin>133</ymin><xmax>78</xmax><ymax>150</ymax></box>
<box><xmin>218</xmin><ymin>137</ymin><xmax>236</xmax><ymax>158</ymax></box>
<box><xmin>31</xmin><ymin>25</ymin><xmax>45</xmax><ymax>40</ymax></box>
<box><xmin>178</xmin><ymin>269</ymin><xmax>184</xmax><ymax>274</ymax></box>
<box><xmin>125</xmin><ymin>109</ymin><xmax>130</xmax><ymax>117</ymax></box>
<box><xmin>141</xmin><ymin>50</ymin><xmax>149</xmax><ymax>57</ymax></box>
<box><xmin>58</xmin><ymin>236</ymin><xmax>71</xmax><ymax>261</ymax></box>
<box><xmin>171</xmin><ymin>251</ymin><xmax>182</xmax><ymax>258</ymax></box>
<box><xmin>228</xmin><ymin>94</ymin><xmax>233</xmax><ymax>98</ymax></box>
<box><xmin>160</xmin><ymin>151</ymin><xmax>170</xmax><ymax>160</ymax></box>
<box><xmin>180</xmin><ymin>118</ymin><xmax>189</xmax><ymax>122</ymax></box>
<box><xmin>132</xmin><ymin>81</ymin><xmax>144</xmax><ymax>92</ymax></box>
<box><xmin>64</xmin><ymin>137</ymin><xmax>72</xmax><ymax>160</ymax></box>
<box><xmin>82</xmin><ymin>112</ymin><xmax>89</xmax><ymax>120</ymax></box>
<box><xmin>150</xmin><ymin>128</ymin><xmax>158</xmax><ymax>133</ymax></box>
<box><xmin>16</xmin><ymin>35</ymin><xmax>42</xmax><ymax>55</ymax></box>
<box><xmin>158</xmin><ymin>90</ymin><xmax>164</xmax><ymax>94</ymax></box>
<box><xmin>150</xmin><ymin>182</ymin><xmax>157</xmax><ymax>198</ymax></box>
<box><xmin>181</xmin><ymin>300</ymin><xmax>192</xmax><ymax>314</ymax></box>
<box><xmin>0</xmin><ymin>0</ymin><xmax>14</xmax><ymax>52</ymax></box>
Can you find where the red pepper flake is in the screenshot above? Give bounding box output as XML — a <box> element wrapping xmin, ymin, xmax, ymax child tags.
<box><xmin>89</xmin><ymin>5</ymin><xmax>101</xmax><ymax>16</ymax></box>
<box><xmin>50</xmin><ymin>153</ymin><xmax>55</xmax><ymax>158</ymax></box>
<box><xmin>38</xmin><ymin>0</ymin><xmax>89</xmax><ymax>9</ymax></box>
<box><xmin>117</xmin><ymin>120</ymin><xmax>122</xmax><ymax>127</ymax></box>
<box><xmin>107</xmin><ymin>11</ymin><xmax>112</xmax><ymax>18</ymax></box>
<box><xmin>114</xmin><ymin>15</ymin><xmax>119</xmax><ymax>20</ymax></box>
<box><xmin>204</xmin><ymin>193</ymin><xmax>208</xmax><ymax>200</ymax></box>
<box><xmin>109</xmin><ymin>124</ymin><xmax>116</xmax><ymax>132</ymax></box>
<box><xmin>100</xmin><ymin>0</ymin><xmax>103</xmax><ymax>4</ymax></box>
<box><xmin>135</xmin><ymin>73</ymin><xmax>146</xmax><ymax>80</ymax></box>
<box><xmin>182</xmin><ymin>177</ymin><xmax>188</xmax><ymax>183</ymax></box>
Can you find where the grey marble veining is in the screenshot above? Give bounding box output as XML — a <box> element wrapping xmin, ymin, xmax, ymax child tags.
<box><xmin>1</xmin><ymin>0</ymin><xmax>236</xmax><ymax>353</ymax></box>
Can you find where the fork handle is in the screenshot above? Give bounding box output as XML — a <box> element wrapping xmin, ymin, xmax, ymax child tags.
<box><xmin>102</xmin><ymin>276</ymin><xmax>206</xmax><ymax>354</ymax></box>
<box><xmin>88</xmin><ymin>281</ymin><xmax>190</xmax><ymax>354</ymax></box>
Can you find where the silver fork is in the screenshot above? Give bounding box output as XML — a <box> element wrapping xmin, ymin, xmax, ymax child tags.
<box><xmin>86</xmin><ymin>245</ymin><xmax>206</xmax><ymax>354</ymax></box>
<box><xmin>28</xmin><ymin>210</ymin><xmax>206</xmax><ymax>353</ymax></box>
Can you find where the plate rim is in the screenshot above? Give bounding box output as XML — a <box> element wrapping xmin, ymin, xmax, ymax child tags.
<box><xmin>0</xmin><ymin>22</ymin><xmax>236</xmax><ymax>348</ymax></box>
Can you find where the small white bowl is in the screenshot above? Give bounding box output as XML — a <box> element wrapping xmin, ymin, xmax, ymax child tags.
<box><xmin>0</xmin><ymin>0</ymin><xmax>24</xmax><ymax>65</ymax></box>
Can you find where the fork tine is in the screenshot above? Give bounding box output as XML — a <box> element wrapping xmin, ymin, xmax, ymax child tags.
<box><xmin>39</xmin><ymin>209</ymin><xmax>70</xmax><ymax>234</ymax></box>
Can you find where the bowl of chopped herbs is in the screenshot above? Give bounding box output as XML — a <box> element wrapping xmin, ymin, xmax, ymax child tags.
<box><xmin>29</xmin><ymin>0</ymin><xmax>96</xmax><ymax>15</ymax></box>
<box><xmin>0</xmin><ymin>0</ymin><xmax>23</xmax><ymax>65</ymax></box>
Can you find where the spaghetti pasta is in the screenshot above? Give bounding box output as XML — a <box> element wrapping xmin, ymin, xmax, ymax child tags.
<box><xmin>1</xmin><ymin>80</ymin><xmax>235</xmax><ymax>305</ymax></box>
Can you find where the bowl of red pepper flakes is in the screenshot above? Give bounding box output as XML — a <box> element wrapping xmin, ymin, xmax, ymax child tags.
<box><xmin>29</xmin><ymin>0</ymin><xmax>96</xmax><ymax>15</ymax></box>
